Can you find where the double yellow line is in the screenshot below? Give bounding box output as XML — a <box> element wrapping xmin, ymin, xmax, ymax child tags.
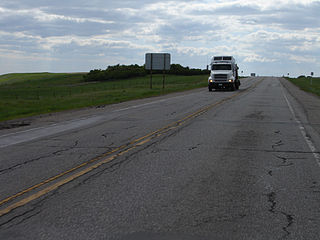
<box><xmin>0</xmin><ymin>79</ymin><xmax>261</xmax><ymax>218</ymax></box>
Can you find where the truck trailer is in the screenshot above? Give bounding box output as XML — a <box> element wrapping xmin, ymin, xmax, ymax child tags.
<box><xmin>208</xmin><ymin>56</ymin><xmax>240</xmax><ymax>91</ymax></box>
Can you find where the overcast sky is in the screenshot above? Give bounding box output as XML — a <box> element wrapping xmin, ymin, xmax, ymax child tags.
<box><xmin>0</xmin><ymin>0</ymin><xmax>319</xmax><ymax>76</ymax></box>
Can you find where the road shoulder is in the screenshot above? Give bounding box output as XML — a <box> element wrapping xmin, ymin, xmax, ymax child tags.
<box><xmin>280</xmin><ymin>77</ymin><xmax>320</xmax><ymax>136</ymax></box>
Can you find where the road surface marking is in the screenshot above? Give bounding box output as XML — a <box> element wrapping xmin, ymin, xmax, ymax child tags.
<box><xmin>281</xmin><ymin>85</ymin><xmax>320</xmax><ymax>167</ymax></box>
<box><xmin>112</xmin><ymin>91</ymin><xmax>204</xmax><ymax>113</ymax></box>
<box><xmin>0</xmin><ymin>79</ymin><xmax>263</xmax><ymax>217</ymax></box>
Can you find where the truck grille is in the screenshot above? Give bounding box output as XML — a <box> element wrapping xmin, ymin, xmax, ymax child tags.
<box><xmin>214</xmin><ymin>74</ymin><xmax>228</xmax><ymax>81</ymax></box>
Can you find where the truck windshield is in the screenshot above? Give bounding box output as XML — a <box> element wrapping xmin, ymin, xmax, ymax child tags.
<box><xmin>212</xmin><ymin>64</ymin><xmax>231</xmax><ymax>70</ymax></box>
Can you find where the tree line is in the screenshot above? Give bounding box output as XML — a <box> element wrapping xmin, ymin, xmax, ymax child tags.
<box><xmin>84</xmin><ymin>64</ymin><xmax>210</xmax><ymax>82</ymax></box>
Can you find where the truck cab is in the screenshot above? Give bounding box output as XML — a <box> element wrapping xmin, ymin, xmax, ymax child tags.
<box><xmin>208</xmin><ymin>56</ymin><xmax>240</xmax><ymax>91</ymax></box>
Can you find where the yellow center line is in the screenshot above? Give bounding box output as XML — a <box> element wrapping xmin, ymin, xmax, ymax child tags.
<box><xmin>0</xmin><ymin>144</ymin><xmax>127</xmax><ymax>206</ymax></box>
<box><xmin>0</xmin><ymin>78</ymin><xmax>263</xmax><ymax>217</ymax></box>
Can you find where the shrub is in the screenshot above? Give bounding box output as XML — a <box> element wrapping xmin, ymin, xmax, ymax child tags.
<box><xmin>84</xmin><ymin>64</ymin><xmax>147</xmax><ymax>82</ymax></box>
<box><xmin>84</xmin><ymin>64</ymin><xmax>209</xmax><ymax>82</ymax></box>
<box><xmin>168</xmin><ymin>64</ymin><xmax>209</xmax><ymax>75</ymax></box>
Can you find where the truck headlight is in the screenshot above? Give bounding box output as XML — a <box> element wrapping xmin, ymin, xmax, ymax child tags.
<box><xmin>209</xmin><ymin>79</ymin><xmax>213</xmax><ymax>83</ymax></box>
<box><xmin>228</xmin><ymin>79</ymin><xmax>233</xmax><ymax>82</ymax></box>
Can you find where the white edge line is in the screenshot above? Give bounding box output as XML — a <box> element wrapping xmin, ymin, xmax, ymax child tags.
<box><xmin>281</xmin><ymin>86</ymin><xmax>320</xmax><ymax>167</ymax></box>
<box><xmin>112</xmin><ymin>99</ymin><xmax>167</xmax><ymax>112</ymax></box>
<box><xmin>0</xmin><ymin>125</ymin><xmax>49</xmax><ymax>138</ymax></box>
<box><xmin>0</xmin><ymin>116</ymin><xmax>99</xmax><ymax>138</ymax></box>
<box><xmin>112</xmin><ymin>92</ymin><xmax>203</xmax><ymax>113</ymax></box>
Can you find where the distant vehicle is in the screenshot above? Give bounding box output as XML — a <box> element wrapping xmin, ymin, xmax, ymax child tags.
<box><xmin>208</xmin><ymin>56</ymin><xmax>240</xmax><ymax>91</ymax></box>
<box><xmin>251</xmin><ymin>73</ymin><xmax>256</xmax><ymax>77</ymax></box>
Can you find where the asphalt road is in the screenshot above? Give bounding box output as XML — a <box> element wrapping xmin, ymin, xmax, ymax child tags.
<box><xmin>0</xmin><ymin>77</ymin><xmax>319</xmax><ymax>240</ymax></box>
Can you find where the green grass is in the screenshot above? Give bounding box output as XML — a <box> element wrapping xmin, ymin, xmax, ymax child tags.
<box><xmin>0</xmin><ymin>72</ymin><xmax>208</xmax><ymax>121</ymax></box>
<box><xmin>288</xmin><ymin>77</ymin><xmax>320</xmax><ymax>97</ymax></box>
<box><xmin>0</xmin><ymin>72</ymin><xmax>75</xmax><ymax>85</ymax></box>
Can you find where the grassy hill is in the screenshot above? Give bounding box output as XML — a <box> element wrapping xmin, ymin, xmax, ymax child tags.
<box><xmin>0</xmin><ymin>73</ymin><xmax>77</xmax><ymax>85</ymax></box>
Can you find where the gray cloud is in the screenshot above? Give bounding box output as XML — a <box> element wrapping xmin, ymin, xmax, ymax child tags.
<box><xmin>252</xmin><ymin>3</ymin><xmax>320</xmax><ymax>30</ymax></box>
<box><xmin>192</xmin><ymin>5</ymin><xmax>261</xmax><ymax>16</ymax></box>
<box><xmin>157</xmin><ymin>20</ymin><xmax>217</xmax><ymax>42</ymax></box>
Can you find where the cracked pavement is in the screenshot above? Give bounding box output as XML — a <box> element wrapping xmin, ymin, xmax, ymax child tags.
<box><xmin>0</xmin><ymin>77</ymin><xmax>320</xmax><ymax>239</ymax></box>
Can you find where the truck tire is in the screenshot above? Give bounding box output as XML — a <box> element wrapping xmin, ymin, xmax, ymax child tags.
<box><xmin>209</xmin><ymin>86</ymin><xmax>213</xmax><ymax>92</ymax></box>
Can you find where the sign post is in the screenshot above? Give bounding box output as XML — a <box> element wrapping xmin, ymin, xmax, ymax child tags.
<box><xmin>145</xmin><ymin>53</ymin><xmax>171</xmax><ymax>89</ymax></box>
<box><xmin>163</xmin><ymin>54</ymin><xmax>166</xmax><ymax>89</ymax></box>
<box><xmin>150</xmin><ymin>53</ymin><xmax>153</xmax><ymax>89</ymax></box>
<box><xmin>311</xmin><ymin>72</ymin><xmax>314</xmax><ymax>85</ymax></box>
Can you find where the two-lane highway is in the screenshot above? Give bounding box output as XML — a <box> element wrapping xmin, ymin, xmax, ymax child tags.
<box><xmin>0</xmin><ymin>77</ymin><xmax>319</xmax><ymax>239</ymax></box>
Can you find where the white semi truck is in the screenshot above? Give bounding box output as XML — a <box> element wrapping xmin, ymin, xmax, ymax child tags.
<box><xmin>208</xmin><ymin>56</ymin><xmax>240</xmax><ymax>91</ymax></box>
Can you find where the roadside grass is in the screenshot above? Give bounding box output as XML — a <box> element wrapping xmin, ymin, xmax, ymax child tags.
<box><xmin>287</xmin><ymin>77</ymin><xmax>320</xmax><ymax>97</ymax></box>
<box><xmin>0</xmin><ymin>73</ymin><xmax>208</xmax><ymax>121</ymax></box>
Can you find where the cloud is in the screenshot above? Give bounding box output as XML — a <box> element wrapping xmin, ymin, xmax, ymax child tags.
<box><xmin>0</xmin><ymin>0</ymin><xmax>320</xmax><ymax>76</ymax></box>
<box><xmin>0</xmin><ymin>6</ymin><xmax>113</xmax><ymax>24</ymax></box>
